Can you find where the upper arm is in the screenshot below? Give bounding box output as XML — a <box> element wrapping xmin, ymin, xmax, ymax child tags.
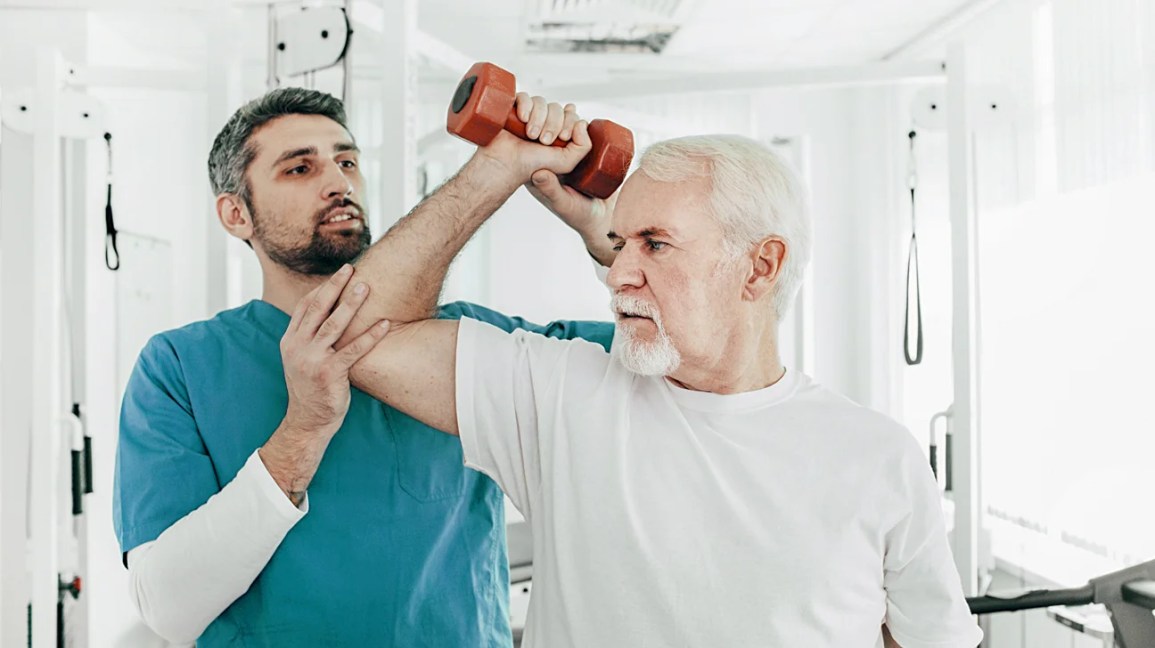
<box><xmin>115</xmin><ymin>338</ymin><xmax>221</xmax><ymax>553</ymax></box>
<box><xmin>882</xmin><ymin>436</ymin><xmax>983</xmax><ymax>648</ymax></box>
<box><xmin>349</xmin><ymin>319</ymin><xmax>462</xmax><ymax>435</ymax></box>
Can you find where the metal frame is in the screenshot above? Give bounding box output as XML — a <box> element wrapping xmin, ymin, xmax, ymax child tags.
<box><xmin>377</xmin><ymin>0</ymin><xmax>419</xmax><ymax>226</ymax></box>
<box><xmin>945</xmin><ymin>43</ymin><xmax>982</xmax><ymax>596</ymax></box>
<box><xmin>29</xmin><ymin>47</ymin><xmax>66</xmax><ymax>648</ymax></box>
<box><xmin>535</xmin><ymin>60</ymin><xmax>946</xmax><ymax>102</ymax></box>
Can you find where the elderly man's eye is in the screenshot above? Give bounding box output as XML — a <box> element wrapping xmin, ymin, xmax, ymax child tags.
<box><xmin>646</xmin><ymin>240</ymin><xmax>668</xmax><ymax>251</ymax></box>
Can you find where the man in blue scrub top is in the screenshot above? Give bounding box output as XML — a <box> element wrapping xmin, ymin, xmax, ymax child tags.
<box><xmin>112</xmin><ymin>87</ymin><xmax>615</xmax><ymax>646</ymax></box>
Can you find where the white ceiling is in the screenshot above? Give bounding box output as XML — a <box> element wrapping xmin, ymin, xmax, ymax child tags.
<box><xmin>0</xmin><ymin>0</ymin><xmax>986</xmax><ymax>97</ymax></box>
<box><xmin>417</xmin><ymin>0</ymin><xmax>980</xmax><ymax>81</ymax></box>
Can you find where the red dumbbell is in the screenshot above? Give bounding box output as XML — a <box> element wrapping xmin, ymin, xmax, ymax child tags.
<box><xmin>446</xmin><ymin>62</ymin><xmax>634</xmax><ymax>200</ymax></box>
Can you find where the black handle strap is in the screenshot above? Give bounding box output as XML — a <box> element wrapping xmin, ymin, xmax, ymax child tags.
<box><xmin>104</xmin><ymin>133</ymin><xmax>120</xmax><ymax>271</ymax></box>
<box><xmin>904</xmin><ymin>131</ymin><xmax>924</xmax><ymax>366</ymax></box>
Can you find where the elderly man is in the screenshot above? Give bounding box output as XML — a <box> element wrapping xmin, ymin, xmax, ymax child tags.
<box><xmin>314</xmin><ymin>133</ymin><xmax>983</xmax><ymax>647</ymax></box>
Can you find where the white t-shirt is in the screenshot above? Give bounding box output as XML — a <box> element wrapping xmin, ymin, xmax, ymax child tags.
<box><xmin>456</xmin><ymin>318</ymin><xmax>982</xmax><ymax>648</ymax></box>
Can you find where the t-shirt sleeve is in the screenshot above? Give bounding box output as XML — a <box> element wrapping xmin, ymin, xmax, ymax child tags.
<box><xmin>113</xmin><ymin>335</ymin><xmax>222</xmax><ymax>555</ymax></box>
<box><xmin>882</xmin><ymin>437</ymin><xmax>984</xmax><ymax>648</ymax></box>
<box><xmin>454</xmin><ymin>317</ymin><xmax>604</xmax><ymax>521</ymax></box>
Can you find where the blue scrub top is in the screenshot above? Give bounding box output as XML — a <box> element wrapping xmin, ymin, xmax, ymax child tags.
<box><xmin>113</xmin><ymin>300</ymin><xmax>613</xmax><ymax>647</ymax></box>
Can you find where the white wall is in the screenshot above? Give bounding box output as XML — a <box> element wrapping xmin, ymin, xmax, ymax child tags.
<box><xmin>749</xmin><ymin>86</ymin><xmax>905</xmax><ymax>413</ymax></box>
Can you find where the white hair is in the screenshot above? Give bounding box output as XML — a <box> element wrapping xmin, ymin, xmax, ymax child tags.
<box><xmin>636</xmin><ymin>135</ymin><xmax>812</xmax><ymax>321</ymax></box>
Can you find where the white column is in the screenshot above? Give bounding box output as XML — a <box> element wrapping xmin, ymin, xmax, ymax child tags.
<box><xmin>204</xmin><ymin>0</ymin><xmax>242</xmax><ymax>314</ymax></box>
<box><xmin>379</xmin><ymin>0</ymin><xmax>418</xmax><ymax>226</ymax></box>
<box><xmin>28</xmin><ymin>46</ymin><xmax>66</xmax><ymax>648</ymax></box>
<box><xmin>0</xmin><ymin>92</ymin><xmax>37</xmax><ymax>648</ymax></box>
<box><xmin>63</xmin><ymin>133</ymin><xmax>91</xmax><ymax>648</ymax></box>
<box><xmin>946</xmin><ymin>42</ymin><xmax>981</xmax><ymax>595</ymax></box>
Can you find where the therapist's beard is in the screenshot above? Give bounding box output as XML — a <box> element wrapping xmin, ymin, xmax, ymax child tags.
<box><xmin>251</xmin><ymin>199</ymin><xmax>372</xmax><ymax>276</ymax></box>
<box><xmin>610</xmin><ymin>295</ymin><xmax>682</xmax><ymax>376</ymax></box>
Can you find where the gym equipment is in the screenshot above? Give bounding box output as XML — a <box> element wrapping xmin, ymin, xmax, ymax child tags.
<box><xmin>966</xmin><ymin>558</ymin><xmax>1155</xmax><ymax>647</ymax></box>
<box><xmin>446</xmin><ymin>62</ymin><xmax>634</xmax><ymax>199</ymax></box>
<box><xmin>266</xmin><ymin>3</ymin><xmax>354</xmax><ymax>104</ymax></box>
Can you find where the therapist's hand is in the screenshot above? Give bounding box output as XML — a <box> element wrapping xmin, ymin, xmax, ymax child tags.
<box><xmin>280</xmin><ymin>264</ymin><xmax>389</xmax><ymax>434</ymax></box>
<box><xmin>261</xmin><ymin>264</ymin><xmax>390</xmax><ymax>506</ymax></box>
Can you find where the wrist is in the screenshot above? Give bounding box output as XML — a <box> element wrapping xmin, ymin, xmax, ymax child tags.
<box><xmin>464</xmin><ymin>150</ymin><xmax>526</xmax><ymax>195</ymax></box>
<box><xmin>260</xmin><ymin>421</ymin><xmax>334</xmax><ymax>505</ymax></box>
<box><xmin>581</xmin><ymin>233</ymin><xmax>617</xmax><ymax>268</ymax></box>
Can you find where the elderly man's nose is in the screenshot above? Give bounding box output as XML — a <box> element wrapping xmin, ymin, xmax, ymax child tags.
<box><xmin>607</xmin><ymin>248</ymin><xmax>643</xmax><ymax>290</ymax></box>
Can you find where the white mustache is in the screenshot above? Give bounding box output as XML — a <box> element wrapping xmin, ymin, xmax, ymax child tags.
<box><xmin>611</xmin><ymin>294</ymin><xmax>660</xmax><ymax>321</ymax></box>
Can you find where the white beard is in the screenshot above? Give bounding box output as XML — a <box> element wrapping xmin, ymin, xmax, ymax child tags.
<box><xmin>610</xmin><ymin>295</ymin><xmax>682</xmax><ymax>376</ymax></box>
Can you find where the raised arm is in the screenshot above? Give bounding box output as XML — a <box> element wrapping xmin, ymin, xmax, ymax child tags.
<box><xmin>333</xmin><ymin>99</ymin><xmax>598</xmax><ymax>433</ymax></box>
<box><xmin>340</xmin><ymin>98</ymin><xmax>592</xmax><ymax>337</ymax></box>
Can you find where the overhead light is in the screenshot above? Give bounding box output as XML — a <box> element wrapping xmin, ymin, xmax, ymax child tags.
<box><xmin>527</xmin><ymin>0</ymin><xmax>691</xmax><ymax>54</ymax></box>
<box><xmin>526</xmin><ymin>22</ymin><xmax>680</xmax><ymax>54</ymax></box>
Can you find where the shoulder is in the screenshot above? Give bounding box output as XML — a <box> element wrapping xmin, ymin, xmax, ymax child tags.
<box><xmin>133</xmin><ymin>303</ymin><xmax>262</xmax><ymax>378</ymax></box>
<box><xmin>794</xmin><ymin>378</ymin><xmax>922</xmax><ymax>459</ymax></box>
<box><xmin>439</xmin><ymin>301</ymin><xmax>614</xmax><ymax>351</ymax></box>
<box><xmin>153</xmin><ymin>301</ymin><xmax>268</xmax><ymax>350</ymax></box>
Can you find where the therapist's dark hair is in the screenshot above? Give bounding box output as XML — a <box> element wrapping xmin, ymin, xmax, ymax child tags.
<box><xmin>207</xmin><ymin>88</ymin><xmax>350</xmax><ymax>209</ymax></box>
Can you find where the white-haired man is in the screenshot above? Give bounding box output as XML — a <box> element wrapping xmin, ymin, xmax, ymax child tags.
<box><xmin>315</xmin><ymin>132</ymin><xmax>982</xmax><ymax>647</ymax></box>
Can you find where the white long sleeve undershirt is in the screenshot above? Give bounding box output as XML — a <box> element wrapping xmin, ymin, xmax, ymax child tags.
<box><xmin>126</xmin><ymin>450</ymin><xmax>307</xmax><ymax>645</ymax></box>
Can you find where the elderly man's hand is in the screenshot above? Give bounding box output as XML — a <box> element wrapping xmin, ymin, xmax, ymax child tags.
<box><xmin>526</xmin><ymin>168</ymin><xmax>619</xmax><ymax>268</ymax></box>
<box><xmin>473</xmin><ymin>93</ymin><xmax>593</xmax><ymax>187</ymax></box>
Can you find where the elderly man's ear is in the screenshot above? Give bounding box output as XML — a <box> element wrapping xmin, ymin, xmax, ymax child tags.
<box><xmin>743</xmin><ymin>237</ymin><xmax>787</xmax><ymax>302</ymax></box>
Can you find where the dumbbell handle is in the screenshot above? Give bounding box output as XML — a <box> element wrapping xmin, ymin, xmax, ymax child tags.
<box><xmin>447</xmin><ymin>62</ymin><xmax>633</xmax><ymax>199</ymax></box>
<box><xmin>502</xmin><ymin>110</ymin><xmax>569</xmax><ymax>149</ymax></box>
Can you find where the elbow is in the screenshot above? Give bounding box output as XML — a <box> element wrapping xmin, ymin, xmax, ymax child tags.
<box><xmin>128</xmin><ymin>557</ymin><xmax>208</xmax><ymax>645</ymax></box>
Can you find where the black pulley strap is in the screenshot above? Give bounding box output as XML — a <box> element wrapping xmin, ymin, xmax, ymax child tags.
<box><xmin>904</xmin><ymin>130</ymin><xmax>924</xmax><ymax>366</ymax></box>
<box><xmin>104</xmin><ymin>132</ymin><xmax>120</xmax><ymax>271</ymax></box>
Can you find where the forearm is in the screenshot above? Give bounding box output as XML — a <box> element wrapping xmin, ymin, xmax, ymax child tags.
<box><xmin>127</xmin><ymin>451</ymin><xmax>305</xmax><ymax>643</ymax></box>
<box><xmin>350</xmin><ymin>319</ymin><xmax>462</xmax><ymax>435</ymax></box>
<box><xmin>258</xmin><ymin>419</ymin><xmax>334</xmax><ymax>506</ymax></box>
<box><xmin>345</xmin><ymin>154</ymin><xmax>521</xmax><ymax>337</ymax></box>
